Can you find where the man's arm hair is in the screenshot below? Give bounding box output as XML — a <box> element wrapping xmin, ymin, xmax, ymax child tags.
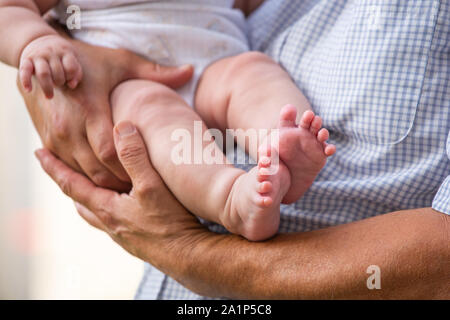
<box><xmin>167</xmin><ymin>208</ymin><xmax>449</xmax><ymax>299</ymax></box>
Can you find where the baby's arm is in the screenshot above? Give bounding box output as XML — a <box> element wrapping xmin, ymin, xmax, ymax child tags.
<box><xmin>0</xmin><ymin>0</ymin><xmax>82</xmax><ymax>98</ymax></box>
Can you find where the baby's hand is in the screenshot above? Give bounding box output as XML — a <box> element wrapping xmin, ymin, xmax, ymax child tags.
<box><xmin>19</xmin><ymin>35</ymin><xmax>83</xmax><ymax>98</ymax></box>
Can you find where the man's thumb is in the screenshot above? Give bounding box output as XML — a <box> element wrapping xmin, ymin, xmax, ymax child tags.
<box><xmin>127</xmin><ymin>55</ymin><xmax>194</xmax><ymax>89</ymax></box>
<box><xmin>113</xmin><ymin>121</ymin><xmax>162</xmax><ymax>196</ymax></box>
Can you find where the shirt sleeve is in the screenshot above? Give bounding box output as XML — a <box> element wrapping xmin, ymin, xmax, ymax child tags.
<box><xmin>432</xmin><ymin>131</ymin><xmax>450</xmax><ymax>215</ymax></box>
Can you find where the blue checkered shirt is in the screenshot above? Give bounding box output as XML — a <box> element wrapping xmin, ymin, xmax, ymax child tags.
<box><xmin>135</xmin><ymin>0</ymin><xmax>450</xmax><ymax>300</ymax></box>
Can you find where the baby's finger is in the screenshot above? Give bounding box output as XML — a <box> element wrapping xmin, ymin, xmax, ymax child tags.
<box><xmin>34</xmin><ymin>58</ymin><xmax>54</xmax><ymax>98</ymax></box>
<box><xmin>50</xmin><ymin>56</ymin><xmax>66</xmax><ymax>87</ymax></box>
<box><xmin>68</xmin><ymin>62</ymin><xmax>83</xmax><ymax>89</ymax></box>
<box><xmin>62</xmin><ymin>53</ymin><xmax>82</xmax><ymax>89</ymax></box>
<box><xmin>19</xmin><ymin>59</ymin><xmax>34</xmax><ymax>92</ymax></box>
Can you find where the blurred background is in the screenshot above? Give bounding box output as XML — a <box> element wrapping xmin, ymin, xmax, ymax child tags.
<box><xmin>0</xmin><ymin>63</ymin><xmax>143</xmax><ymax>299</ymax></box>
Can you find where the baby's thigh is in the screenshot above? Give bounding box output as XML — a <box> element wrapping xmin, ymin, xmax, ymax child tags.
<box><xmin>110</xmin><ymin>79</ymin><xmax>202</xmax><ymax>175</ymax></box>
<box><xmin>111</xmin><ymin>79</ymin><xmax>189</xmax><ymax>127</ymax></box>
<box><xmin>195</xmin><ymin>52</ymin><xmax>278</xmax><ymax>126</ymax></box>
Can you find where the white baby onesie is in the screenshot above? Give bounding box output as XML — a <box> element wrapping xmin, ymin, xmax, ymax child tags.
<box><xmin>53</xmin><ymin>0</ymin><xmax>249</xmax><ymax>105</ymax></box>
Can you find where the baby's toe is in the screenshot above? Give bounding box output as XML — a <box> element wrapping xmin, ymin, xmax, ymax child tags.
<box><xmin>256</xmin><ymin>196</ymin><xmax>273</xmax><ymax>208</ymax></box>
<box><xmin>324</xmin><ymin>143</ymin><xmax>336</xmax><ymax>157</ymax></box>
<box><xmin>263</xmin><ymin>197</ymin><xmax>273</xmax><ymax>207</ymax></box>
<box><xmin>299</xmin><ymin>110</ymin><xmax>315</xmax><ymax>129</ymax></box>
<box><xmin>258</xmin><ymin>155</ymin><xmax>271</xmax><ymax>168</ymax></box>
<box><xmin>258</xmin><ymin>167</ymin><xmax>271</xmax><ymax>182</ymax></box>
<box><xmin>317</xmin><ymin>128</ymin><xmax>329</xmax><ymax>143</ymax></box>
<box><xmin>279</xmin><ymin>104</ymin><xmax>298</xmax><ymax>128</ymax></box>
<box><xmin>258</xmin><ymin>143</ymin><xmax>272</xmax><ymax>158</ymax></box>
<box><xmin>310</xmin><ymin>115</ymin><xmax>322</xmax><ymax>135</ymax></box>
<box><xmin>258</xmin><ymin>181</ymin><xmax>273</xmax><ymax>194</ymax></box>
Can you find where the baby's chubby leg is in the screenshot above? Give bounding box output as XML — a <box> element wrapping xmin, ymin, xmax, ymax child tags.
<box><xmin>195</xmin><ymin>52</ymin><xmax>336</xmax><ymax>205</ymax></box>
<box><xmin>110</xmin><ymin>80</ymin><xmax>244</xmax><ymax>225</ymax></box>
<box><xmin>111</xmin><ymin>80</ymin><xmax>289</xmax><ymax>240</ymax></box>
<box><xmin>195</xmin><ymin>52</ymin><xmax>312</xmax><ymax>157</ymax></box>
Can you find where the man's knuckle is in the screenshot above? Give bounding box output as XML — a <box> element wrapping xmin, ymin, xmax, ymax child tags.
<box><xmin>53</xmin><ymin>128</ymin><xmax>70</xmax><ymax>141</ymax></box>
<box><xmin>51</xmin><ymin>116</ymin><xmax>70</xmax><ymax>140</ymax></box>
<box><xmin>94</xmin><ymin>196</ymin><xmax>112</xmax><ymax>214</ymax></box>
<box><xmin>97</xmin><ymin>208</ymin><xmax>120</xmax><ymax>232</ymax></box>
<box><xmin>100</xmin><ymin>212</ymin><xmax>116</xmax><ymax>229</ymax></box>
<box><xmin>110</xmin><ymin>224</ymin><xmax>129</xmax><ymax>239</ymax></box>
<box><xmin>90</xmin><ymin>170</ymin><xmax>112</xmax><ymax>187</ymax></box>
<box><xmin>98</xmin><ymin>143</ymin><xmax>117</xmax><ymax>164</ymax></box>
<box><xmin>136</xmin><ymin>180</ymin><xmax>157</xmax><ymax>196</ymax></box>
<box><xmin>43</xmin><ymin>133</ymin><xmax>55</xmax><ymax>150</ymax></box>
<box><xmin>58</xmin><ymin>173</ymin><xmax>73</xmax><ymax>196</ymax></box>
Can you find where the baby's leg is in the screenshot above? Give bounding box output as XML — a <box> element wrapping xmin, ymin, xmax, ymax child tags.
<box><xmin>111</xmin><ymin>80</ymin><xmax>243</xmax><ymax>225</ymax></box>
<box><xmin>111</xmin><ymin>80</ymin><xmax>281</xmax><ymax>240</ymax></box>
<box><xmin>196</xmin><ymin>52</ymin><xmax>336</xmax><ymax>204</ymax></box>
<box><xmin>196</xmin><ymin>52</ymin><xmax>315</xmax><ymax>153</ymax></box>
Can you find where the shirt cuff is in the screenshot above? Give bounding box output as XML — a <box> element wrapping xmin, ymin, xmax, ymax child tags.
<box><xmin>432</xmin><ymin>176</ymin><xmax>450</xmax><ymax>215</ymax></box>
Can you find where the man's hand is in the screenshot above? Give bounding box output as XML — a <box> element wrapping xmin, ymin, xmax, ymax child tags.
<box><xmin>20</xmin><ymin>37</ymin><xmax>193</xmax><ymax>191</ymax></box>
<box><xmin>35</xmin><ymin>121</ymin><xmax>204</xmax><ymax>271</ymax></box>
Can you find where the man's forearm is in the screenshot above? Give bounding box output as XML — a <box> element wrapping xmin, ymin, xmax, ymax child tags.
<box><xmin>163</xmin><ymin>208</ymin><xmax>449</xmax><ymax>299</ymax></box>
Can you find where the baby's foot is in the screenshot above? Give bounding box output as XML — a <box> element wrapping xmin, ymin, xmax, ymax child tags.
<box><xmin>225</xmin><ymin>105</ymin><xmax>335</xmax><ymax>241</ymax></box>
<box><xmin>226</xmin><ymin>149</ymin><xmax>290</xmax><ymax>241</ymax></box>
<box><xmin>273</xmin><ymin>104</ymin><xmax>336</xmax><ymax>204</ymax></box>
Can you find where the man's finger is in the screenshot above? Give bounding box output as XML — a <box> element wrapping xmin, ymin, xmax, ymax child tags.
<box><xmin>125</xmin><ymin>53</ymin><xmax>194</xmax><ymax>89</ymax></box>
<box><xmin>113</xmin><ymin>121</ymin><xmax>163</xmax><ymax>198</ymax></box>
<box><xmin>85</xmin><ymin>105</ymin><xmax>131</xmax><ymax>185</ymax></box>
<box><xmin>74</xmin><ymin>202</ymin><xmax>106</xmax><ymax>231</ymax></box>
<box><xmin>73</xmin><ymin>142</ymin><xmax>131</xmax><ymax>192</ymax></box>
<box><xmin>35</xmin><ymin>148</ymin><xmax>117</xmax><ymax>214</ymax></box>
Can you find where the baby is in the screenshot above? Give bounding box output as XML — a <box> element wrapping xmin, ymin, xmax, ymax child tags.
<box><xmin>0</xmin><ymin>0</ymin><xmax>335</xmax><ymax>241</ymax></box>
